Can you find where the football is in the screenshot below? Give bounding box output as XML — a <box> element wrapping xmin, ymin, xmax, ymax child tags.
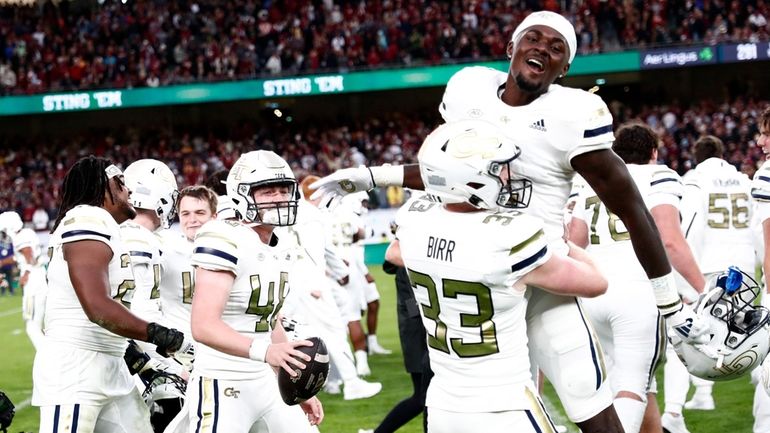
<box><xmin>277</xmin><ymin>336</ymin><xmax>330</xmax><ymax>406</ymax></box>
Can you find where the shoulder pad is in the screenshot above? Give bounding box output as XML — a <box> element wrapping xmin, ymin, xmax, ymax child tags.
<box><xmin>191</xmin><ymin>220</ymin><xmax>240</xmax><ymax>273</ymax></box>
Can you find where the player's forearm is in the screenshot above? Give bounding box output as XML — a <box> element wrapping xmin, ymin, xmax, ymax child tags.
<box><xmin>191</xmin><ymin>317</ymin><xmax>252</xmax><ymax>358</ymax></box>
<box><xmin>663</xmin><ymin>236</ymin><xmax>706</xmax><ymax>293</ymax></box>
<box><xmin>619</xmin><ymin>207</ymin><xmax>671</xmax><ymax>277</ymax></box>
<box><xmin>81</xmin><ymin>296</ymin><xmax>150</xmax><ymax>340</ymax></box>
<box><xmin>402</xmin><ymin>164</ymin><xmax>424</xmax><ymax>190</ymax></box>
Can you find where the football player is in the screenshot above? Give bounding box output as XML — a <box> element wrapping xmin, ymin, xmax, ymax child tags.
<box><xmin>158</xmin><ymin>185</ymin><xmax>219</xmax><ymax>433</ymax></box>
<box><xmin>33</xmin><ymin>156</ymin><xmax>185</xmax><ymax>433</ymax></box>
<box><xmin>0</xmin><ymin>210</ymin><xmax>47</xmax><ymax>349</ymax></box>
<box><xmin>189</xmin><ymin>150</ymin><xmax>322</xmax><ymax>432</ymax></box>
<box><xmin>751</xmin><ymin>106</ymin><xmax>770</xmax><ymax>433</ymax></box>
<box><xmin>310</xmin><ymin>11</ymin><xmax>706</xmax><ymax>432</ymax></box>
<box><xmin>328</xmin><ymin>195</ymin><xmax>374</xmax><ymax>375</ymax></box>
<box><xmin>344</xmin><ymin>192</ymin><xmax>392</xmax><ymax>356</ymax></box>
<box><xmin>278</xmin><ymin>177</ymin><xmax>382</xmax><ymax>401</ymax></box>
<box><xmin>389</xmin><ymin>120</ymin><xmax>607</xmax><ymax>433</ymax></box>
<box><xmin>120</xmin><ymin>159</ymin><xmax>192</xmax><ymax>432</ymax></box>
<box><xmin>569</xmin><ymin>122</ymin><xmax>705</xmax><ymax>433</ymax></box>
<box><xmin>298</xmin><ymin>176</ymin><xmax>376</xmax><ymax>385</ymax></box>
<box><xmin>661</xmin><ymin>135</ymin><xmax>756</xmax><ymax>431</ymax></box>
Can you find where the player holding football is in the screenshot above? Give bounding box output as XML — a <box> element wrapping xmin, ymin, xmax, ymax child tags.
<box><xmin>311</xmin><ymin>11</ymin><xmax>708</xmax><ymax>432</ymax></box>
<box><xmin>388</xmin><ymin>120</ymin><xmax>607</xmax><ymax>432</ymax></box>
<box><xmin>189</xmin><ymin>150</ymin><xmax>322</xmax><ymax>432</ymax></box>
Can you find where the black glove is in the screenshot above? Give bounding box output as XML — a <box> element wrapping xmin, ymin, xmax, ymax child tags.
<box><xmin>124</xmin><ymin>340</ymin><xmax>151</xmax><ymax>375</ymax></box>
<box><xmin>146</xmin><ymin>322</ymin><xmax>184</xmax><ymax>357</ymax></box>
<box><xmin>0</xmin><ymin>391</ymin><xmax>15</xmax><ymax>433</ymax></box>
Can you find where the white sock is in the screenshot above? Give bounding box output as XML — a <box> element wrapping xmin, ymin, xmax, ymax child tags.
<box><xmin>664</xmin><ymin>345</ymin><xmax>689</xmax><ymax>414</ymax></box>
<box><xmin>691</xmin><ymin>375</ymin><xmax>714</xmax><ymax>397</ymax></box>
<box><xmin>614</xmin><ymin>397</ymin><xmax>645</xmax><ymax>433</ymax></box>
<box><xmin>367</xmin><ymin>334</ymin><xmax>378</xmax><ymax>347</ymax></box>
<box><xmin>355</xmin><ymin>349</ymin><xmax>368</xmax><ymax>365</ymax></box>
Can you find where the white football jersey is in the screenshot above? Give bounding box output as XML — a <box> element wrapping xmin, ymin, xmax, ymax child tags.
<box><xmin>572</xmin><ymin>164</ymin><xmax>682</xmax><ymax>281</ymax></box>
<box><xmin>752</xmin><ymin>160</ymin><xmax>770</xmax><ymax>224</ymax></box>
<box><xmin>11</xmin><ymin>228</ymin><xmax>43</xmax><ymax>268</ymax></box>
<box><xmin>45</xmin><ymin>205</ymin><xmax>134</xmax><ymax>355</ymax></box>
<box><xmin>157</xmin><ymin>229</ymin><xmax>195</xmax><ymax>337</ymax></box>
<box><xmin>395</xmin><ymin>195</ymin><xmax>550</xmax><ymax>412</ymax></box>
<box><xmin>328</xmin><ymin>202</ymin><xmax>362</xmax><ymax>249</ymax></box>
<box><xmin>120</xmin><ymin>220</ymin><xmax>163</xmax><ymax>321</ymax></box>
<box><xmin>681</xmin><ymin>158</ymin><xmax>755</xmax><ymax>274</ymax></box>
<box><xmin>191</xmin><ymin>220</ymin><xmax>296</xmax><ymax>380</ymax></box>
<box><xmin>440</xmin><ymin>66</ymin><xmax>614</xmax><ymax>246</ymax></box>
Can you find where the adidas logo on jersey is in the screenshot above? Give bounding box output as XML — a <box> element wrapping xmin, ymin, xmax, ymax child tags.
<box><xmin>529</xmin><ymin>119</ymin><xmax>546</xmax><ymax>132</ymax></box>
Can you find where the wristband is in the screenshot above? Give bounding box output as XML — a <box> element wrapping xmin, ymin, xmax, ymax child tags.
<box><xmin>650</xmin><ymin>273</ymin><xmax>682</xmax><ymax>316</ymax></box>
<box><xmin>369</xmin><ymin>164</ymin><xmax>405</xmax><ymax>188</ymax></box>
<box><xmin>248</xmin><ymin>339</ymin><xmax>270</xmax><ymax>362</ymax></box>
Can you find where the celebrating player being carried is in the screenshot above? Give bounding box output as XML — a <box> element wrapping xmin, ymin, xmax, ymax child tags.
<box><xmin>387</xmin><ymin>120</ymin><xmax>607</xmax><ymax>432</ymax></box>
<box><xmin>189</xmin><ymin>150</ymin><xmax>323</xmax><ymax>432</ymax></box>
<box><xmin>311</xmin><ymin>10</ymin><xmax>708</xmax><ymax>432</ymax></box>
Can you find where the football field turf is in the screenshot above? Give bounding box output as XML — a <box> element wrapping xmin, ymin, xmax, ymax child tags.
<box><xmin>0</xmin><ymin>266</ymin><xmax>757</xmax><ymax>432</ymax></box>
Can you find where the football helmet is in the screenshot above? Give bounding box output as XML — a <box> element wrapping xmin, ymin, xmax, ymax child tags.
<box><xmin>417</xmin><ymin>120</ymin><xmax>532</xmax><ymax>210</ymax></box>
<box><xmin>672</xmin><ymin>266</ymin><xmax>770</xmax><ymax>381</ymax></box>
<box><xmin>124</xmin><ymin>159</ymin><xmax>179</xmax><ymax>229</ymax></box>
<box><xmin>0</xmin><ymin>211</ymin><xmax>23</xmax><ymax>235</ymax></box>
<box><xmin>226</xmin><ymin>150</ymin><xmax>299</xmax><ymax>226</ymax></box>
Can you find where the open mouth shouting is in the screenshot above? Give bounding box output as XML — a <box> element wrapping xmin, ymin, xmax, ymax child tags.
<box><xmin>525</xmin><ymin>56</ymin><xmax>546</xmax><ymax>75</ymax></box>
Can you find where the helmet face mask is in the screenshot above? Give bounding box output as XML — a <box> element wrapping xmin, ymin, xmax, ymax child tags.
<box><xmin>227</xmin><ymin>151</ymin><xmax>299</xmax><ymax>226</ymax></box>
<box><xmin>124</xmin><ymin>159</ymin><xmax>179</xmax><ymax>230</ymax></box>
<box><xmin>418</xmin><ymin>120</ymin><xmax>532</xmax><ymax>210</ymax></box>
<box><xmin>235</xmin><ymin>180</ymin><xmax>299</xmax><ymax>226</ymax></box>
<box><xmin>673</xmin><ymin>267</ymin><xmax>770</xmax><ymax>381</ymax></box>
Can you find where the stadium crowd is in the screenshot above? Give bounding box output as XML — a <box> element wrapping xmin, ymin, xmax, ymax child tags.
<box><xmin>1</xmin><ymin>96</ymin><xmax>767</xmax><ymax>227</ymax></box>
<box><xmin>1</xmin><ymin>0</ymin><xmax>769</xmax><ymax>95</ymax></box>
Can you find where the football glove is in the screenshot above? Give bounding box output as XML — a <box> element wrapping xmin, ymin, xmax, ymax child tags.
<box><xmin>309</xmin><ymin>166</ymin><xmax>374</xmax><ymax>209</ymax></box>
<box><xmin>147</xmin><ymin>322</ymin><xmax>185</xmax><ymax>357</ymax></box>
<box><xmin>665</xmin><ymin>303</ymin><xmax>710</xmax><ymax>345</ymax></box>
<box><xmin>124</xmin><ymin>340</ymin><xmax>152</xmax><ymax>375</ymax></box>
<box><xmin>0</xmin><ymin>391</ymin><xmax>14</xmax><ymax>433</ymax></box>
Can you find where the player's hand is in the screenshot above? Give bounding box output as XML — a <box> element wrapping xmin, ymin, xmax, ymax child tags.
<box><xmin>265</xmin><ymin>340</ymin><xmax>313</xmax><ymax>377</ymax></box>
<box><xmin>146</xmin><ymin>322</ymin><xmax>185</xmax><ymax>357</ymax></box>
<box><xmin>664</xmin><ymin>303</ymin><xmax>710</xmax><ymax>345</ymax></box>
<box><xmin>300</xmin><ymin>396</ymin><xmax>324</xmax><ymax>425</ymax></box>
<box><xmin>309</xmin><ymin>167</ymin><xmax>374</xmax><ymax>209</ymax></box>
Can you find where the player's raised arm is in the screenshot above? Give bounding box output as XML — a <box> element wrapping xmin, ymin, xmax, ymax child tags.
<box><xmin>573</xmin><ymin>149</ymin><xmax>709</xmax><ymax>344</ymax></box>
<box><xmin>308</xmin><ymin>163</ymin><xmax>425</xmax><ymax>208</ymax></box>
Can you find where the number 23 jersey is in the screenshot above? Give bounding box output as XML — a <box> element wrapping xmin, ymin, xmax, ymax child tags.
<box><xmin>191</xmin><ymin>219</ymin><xmax>295</xmax><ymax>380</ymax></box>
<box><xmin>395</xmin><ymin>196</ymin><xmax>550</xmax><ymax>412</ymax></box>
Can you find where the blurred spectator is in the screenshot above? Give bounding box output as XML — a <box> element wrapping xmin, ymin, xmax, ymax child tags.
<box><xmin>31</xmin><ymin>207</ymin><xmax>49</xmax><ymax>232</ymax></box>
